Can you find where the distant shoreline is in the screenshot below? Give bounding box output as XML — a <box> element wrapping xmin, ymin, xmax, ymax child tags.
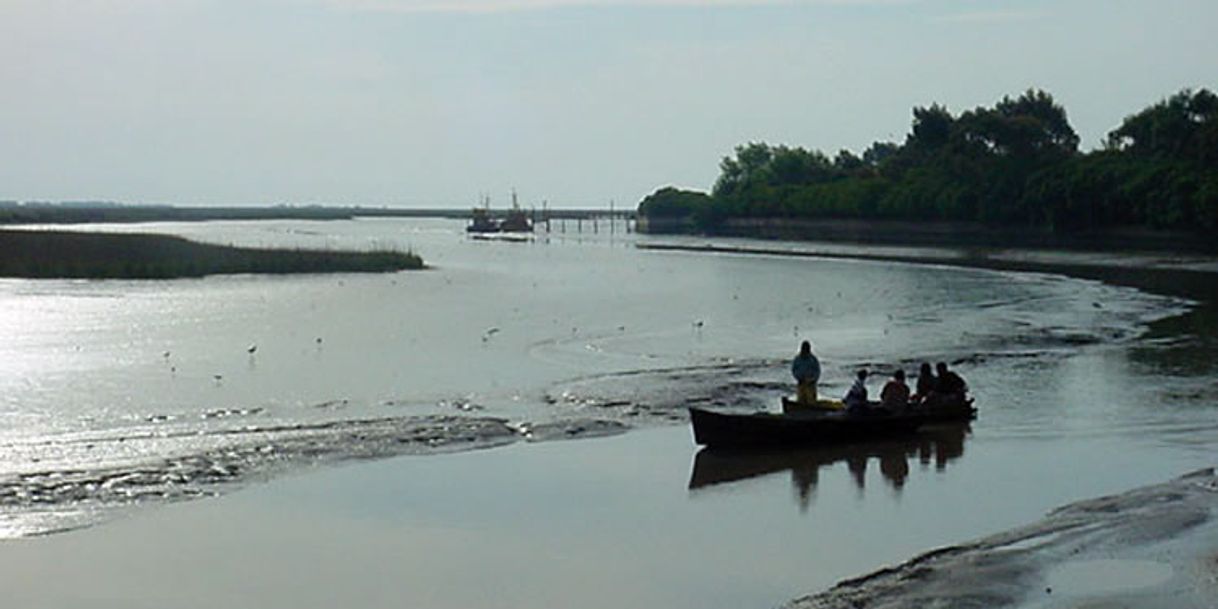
<box><xmin>636</xmin><ymin>240</ymin><xmax>1218</xmax><ymax>304</ymax></box>
<box><xmin>638</xmin><ymin>216</ymin><xmax>1214</xmax><ymax>255</ymax></box>
<box><xmin>0</xmin><ymin>203</ymin><xmax>631</xmax><ymax>225</ymax></box>
<box><xmin>0</xmin><ymin>229</ymin><xmax>424</xmax><ymax>279</ymax></box>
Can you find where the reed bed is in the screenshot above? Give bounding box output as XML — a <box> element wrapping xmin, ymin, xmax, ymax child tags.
<box><xmin>0</xmin><ymin>230</ymin><xmax>424</xmax><ymax>279</ymax></box>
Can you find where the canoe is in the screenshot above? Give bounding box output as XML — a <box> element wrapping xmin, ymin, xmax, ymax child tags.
<box><xmin>689</xmin><ymin>407</ymin><xmax>927</xmax><ymax>448</ymax></box>
<box><xmin>781</xmin><ymin>396</ymin><xmax>975</xmax><ymax>420</ymax></box>
<box><xmin>912</xmin><ymin>397</ymin><xmax>978</xmax><ymax>424</ymax></box>
<box><xmin>780</xmin><ymin>397</ymin><xmax>845</xmax><ymax>414</ymax></box>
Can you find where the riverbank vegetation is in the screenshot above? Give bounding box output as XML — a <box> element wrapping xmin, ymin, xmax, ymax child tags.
<box><xmin>0</xmin><ymin>203</ymin><xmax>358</xmax><ymax>225</ymax></box>
<box><xmin>0</xmin><ymin>230</ymin><xmax>424</xmax><ymax>279</ymax></box>
<box><xmin>639</xmin><ymin>88</ymin><xmax>1218</xmax><ymax>237</ymax></box>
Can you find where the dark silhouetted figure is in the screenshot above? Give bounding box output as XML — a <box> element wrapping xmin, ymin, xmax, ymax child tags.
<box><xmin>844</xmin><ymin>369</ymin><xmax>869</xmax><ymax>413</ymax></box>
<box><xmin>912</xmin><ymin>362</ymin><xmax>937</xmax><ymax>405</ymax></box>
<box><xmin>791</xmin><ymin>340</ymin><xmax>821</xmax><ymax>405</ymax></box>
<box><xmin>933</xmin><ymin>362</ymin><xmax>968</xmax><ymax>405</ymax></box>
<box><xmin>880</xmin><ymin>369</ymin><xmax>911</xmax><ymax>411</ymax></box>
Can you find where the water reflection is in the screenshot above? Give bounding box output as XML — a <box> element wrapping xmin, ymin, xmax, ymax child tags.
<box><xmin>688</xmin><ymin>424</ymin><xmax>971</xmax><ymax>511</ymax></box>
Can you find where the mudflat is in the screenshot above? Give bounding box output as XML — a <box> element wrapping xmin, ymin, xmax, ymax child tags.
<box><xmin>788</xmin><ymin>468</ymin><xmax>1218</xmax><ymax>609</ymax></box>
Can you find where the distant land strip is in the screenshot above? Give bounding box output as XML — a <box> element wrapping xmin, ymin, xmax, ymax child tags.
<box><xmin>0</xmin><ymin>203</ymin><xmax>633</xmax><ymax>226</ymax></box>
<box><xmin>0</xmin><ymin>230</ymin><xmax>423</xmax><ymax>279</ymax></box>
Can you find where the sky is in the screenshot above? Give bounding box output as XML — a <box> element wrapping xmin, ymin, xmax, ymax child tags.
<box><xmin>1</xmin><ymin>0</ymin><xmax>1216</xmax><ymax>208</ymax></box>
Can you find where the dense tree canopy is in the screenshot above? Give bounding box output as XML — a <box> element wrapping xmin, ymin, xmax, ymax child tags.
<box><xmin>637</xmin><ymin>186</ymin><xmax>713</xmax><ymax>218</ymax></box>
<box><xmin>1107</xmin><ymin>89</ymin><xmax>1218</xmax><ymax>167</ymax></box>
<box><xmin>639</xmin><ymin>88</ymin><xmax>1218</xmax><ymax>235</ymax></box>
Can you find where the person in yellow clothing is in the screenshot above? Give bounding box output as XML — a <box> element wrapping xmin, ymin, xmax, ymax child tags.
<box><xmin>791</xmin><ymin>341</ymin><xmax>821</xmax><ymax>405</ymax></box>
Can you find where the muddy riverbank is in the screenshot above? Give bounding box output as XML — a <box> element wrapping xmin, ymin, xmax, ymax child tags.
<box><xmin>787</xmin><ymin>468</ymin><xmax>1218</xmax><ymax>609</ymax></box>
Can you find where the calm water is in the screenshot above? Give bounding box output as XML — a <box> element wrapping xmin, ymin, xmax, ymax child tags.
<box><xmin>1</xmin><ymin>218</ymin><xmax>1216</xmax><ymax>606</ymax></box>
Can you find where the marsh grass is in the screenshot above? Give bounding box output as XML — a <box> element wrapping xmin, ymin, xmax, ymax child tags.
<box><xmin>0</xmin><ymin>230</ymin><xmax>424</xmax><ymax>279</ymax></box>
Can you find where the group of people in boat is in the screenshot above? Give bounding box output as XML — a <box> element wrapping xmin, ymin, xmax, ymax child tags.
<box><xmin>790</xmin><ymin>340</ymin><xmax>968</xmax><ymax>415</ymax></box>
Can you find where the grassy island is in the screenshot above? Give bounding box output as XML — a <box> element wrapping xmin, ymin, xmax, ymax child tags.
<box><xmin>0</xmin><ymin>230</ymin><xmax>424</xmax><ymax>279</ymax></box>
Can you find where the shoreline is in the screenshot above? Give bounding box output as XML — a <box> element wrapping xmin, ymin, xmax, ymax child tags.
<box><xmin>637</xmin><ymin>216</ymin><xmax>1217</xmax><ymax>255</ymax></box>
<box><xmin>636</xmin><ymin>240</ymin><xmax>1218</xmax><ymax>303</ymax></box>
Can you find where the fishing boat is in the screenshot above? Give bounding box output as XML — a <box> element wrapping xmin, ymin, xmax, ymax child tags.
<box><xmin>780</xmin><ymin>395</ymin><xmax>976</xmax><ymax>421</ymax></box>
<box><xmin>780</xmin><ymin>397</ymin><xmax>845</xmax><ymax>414</ymax></box>
<box><xmin>466</xmin><ymin>199</ymin><xmax>500</xmax><ymax>233</ymax></box>
<box><xmin>465</xmin><ymin>191</ymin><xmax>534</xmax><ymax>234</ymax></box>
<box><xmin>498</xmin><ymin>190</ymin><xmax>533</xmax><ymax>233</ymax></box>
<box><xmin>691</xmin><ymin>399</ymin><xmax>974</xmax><ymax>453</ymax></box>
<box><xmin>689</xmin><ymin>407</ymin><xmax>927</xmax><ymax>448</ymax></box>
<box><xmin>470</xmin><ymin>232</ymin><xmax>532</xmax><ymax>243</ymax></box>
<box><xmin>911</xmin><ymin>397</ymin><xmax>977</xmax><ymax>424</ymax></box>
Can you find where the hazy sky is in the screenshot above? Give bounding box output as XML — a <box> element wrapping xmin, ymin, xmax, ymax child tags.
<box><xmin>1</xmin><ymin>0</ymin><xmax>1215</xmax><ymax>208</ymax></box>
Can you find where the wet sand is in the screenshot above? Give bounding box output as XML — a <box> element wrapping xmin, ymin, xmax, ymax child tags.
<box><xmin>1</xmin><ymin>428</ymin><xmax>843</xmax><ymax>609</ymax></box>
<box><xmin>788</xmin><ymin>468</ymin><xmax>1218</xmax><ymax>609</ymax></box>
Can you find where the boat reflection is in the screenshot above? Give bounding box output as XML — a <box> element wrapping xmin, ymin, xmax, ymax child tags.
<box><xmin>688</xmin><ymin>424</ymin><xmax>970</xmax><ymax>511</ymax></box>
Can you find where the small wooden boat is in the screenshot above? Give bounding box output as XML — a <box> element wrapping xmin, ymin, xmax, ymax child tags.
<box><xmin>780</xmin><ymin>396</ymin><xmax>844</xmax><ymax>414</ymax></box>
<box><xmin>915</xmin><ymin>399</ymin><xmax>977</xmax><ymax>424</ymax></box>
<box><xmin>781</xmin><ymin>396</ymin><xmax>976</xmax><ymax>421</ymax></box>
<box><xmin>689</xmin><ymin>407</ymin><xmax>927</xmax><ymax>448</ymax></box>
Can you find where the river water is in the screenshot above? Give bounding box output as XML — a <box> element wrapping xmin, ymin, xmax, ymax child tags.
<box><xmin>1</xmin><ymin>218</ymin><xmax>1216</xmax><ymax>606</ymax></box>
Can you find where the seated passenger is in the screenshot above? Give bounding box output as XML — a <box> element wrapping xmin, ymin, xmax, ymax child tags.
<box><xmin>880</xmin><ymin>369</ymin><xmax>911</xmax><ymax>412</ymax></box>
<box><xmin>930</xmin><ymin>362</ymin><xmax>968</xmax><ymax>407</ymax></box>
<box><xmin>843</xmin><ymin>369</ymin><xmax>869</xmax><ymax>414</ymax></box>
<box><xmin>911</xmin><ymin>362</ymin><xmax>936</xmax><ymax>405</ymax></box>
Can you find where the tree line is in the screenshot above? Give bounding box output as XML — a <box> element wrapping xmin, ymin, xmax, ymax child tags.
<box><xmin>638</xmin><ymin>88</ymin><xmax>1218</xmax><ymax>235</ymax></box>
